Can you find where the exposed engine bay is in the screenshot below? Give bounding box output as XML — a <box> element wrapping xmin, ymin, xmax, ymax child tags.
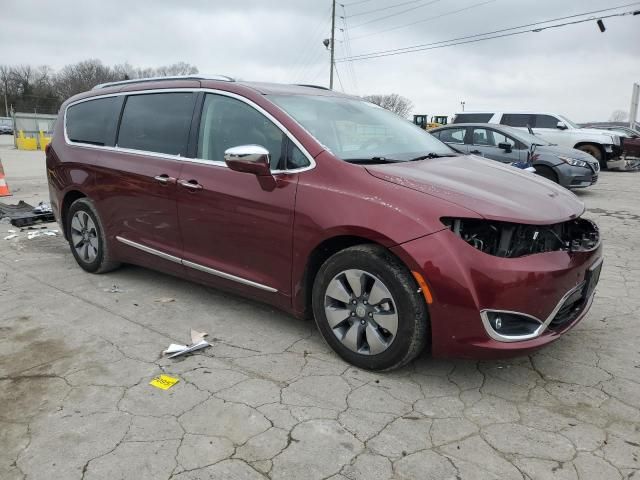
<box><xmin>442</xmin><ymin>217</ymin><xmax>599</xmax><ymax>258</ymax></box>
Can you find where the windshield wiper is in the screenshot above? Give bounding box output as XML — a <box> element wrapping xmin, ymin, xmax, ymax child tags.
<box><xmin>408</xmin><ymin>153</ymin><xmax>457</xmax><ymax>161</ymax></box>
<box><xmin>344</xmin><ymin>157</ymin><xmax>401</xmax><ymax>164</ymax></box>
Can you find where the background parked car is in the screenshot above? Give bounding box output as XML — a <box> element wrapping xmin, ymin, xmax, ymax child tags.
<box><xmin>453</xmin><ymin>111</ymin><xmax>622</xmax><ymax>169</ymax></box>
<box><xmin>0</xmin><ymin>124</ymin><xmax>13</xmax><ymax>135</ymax></box>
<box><xmin>431</xmin><ymin>123</ymin><xmax>600</xmax><ymax>188</ymax></box>
<box><xmin>582</xmin><ymin>124</ymin><xmax>640</xmax><ymax>158</ymax></box>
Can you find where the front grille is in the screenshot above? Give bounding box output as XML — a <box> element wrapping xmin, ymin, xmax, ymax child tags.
<box><xmin>591</xmin><ymin>174</ymin><xmax>598</xmax><ymax>184</ymax></box>
<box><xmin>548</xmin><ymin>282</ymin><xmax>587</xmax><ymax>329</ymax></box>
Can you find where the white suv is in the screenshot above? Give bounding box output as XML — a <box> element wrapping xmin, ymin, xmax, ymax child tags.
<box><xmin>453</xmin><ymin>112</ymin><xmax>622</xmax><ymax>169</ymax></box>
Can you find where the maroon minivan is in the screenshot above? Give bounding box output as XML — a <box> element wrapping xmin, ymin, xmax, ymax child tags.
<box><xmin>47</xmin><ymin>75</ymin><xmax>603</xmax><ymax>370</ymax></box>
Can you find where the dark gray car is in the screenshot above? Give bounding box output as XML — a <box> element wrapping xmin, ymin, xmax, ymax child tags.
<box><xmin>430</xmin><ymin>123</ymin><xmax>599</xmax><ymax>188</ymax></box>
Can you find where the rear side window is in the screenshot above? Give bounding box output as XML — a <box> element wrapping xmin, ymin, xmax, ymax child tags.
<box><xmin>500</xmin><ymin>114</ymin><xmax>533</xmax><ymax>128</ymax></box>
<box><xmin>66</xmin><ymin>97</ymin><xmax>121</xmax><ymax>146</ymax></box>
<box><xmin>533</xmin><ymin>115</ymin><xmax>559</xmax><ymax>128</ymax></box>
<box><xmin>453</xmin><ymin>113</ymin><xmax>493</xmax><ymax>124</ymax></box>
<box><xmin>117</xmin><ymin>93</ymin><xmax>195</xmax><ymax>156</ymax></box>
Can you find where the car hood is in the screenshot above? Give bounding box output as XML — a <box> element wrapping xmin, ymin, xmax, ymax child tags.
<box><xmin>574</xmin><ymin>128</ymin><xmax>617</xmax><ymax>141</ymax></box>
<box><xmin>366</xmin><ymin>155</ymin><xmax>585</xmax><ymax>225</ymax></box>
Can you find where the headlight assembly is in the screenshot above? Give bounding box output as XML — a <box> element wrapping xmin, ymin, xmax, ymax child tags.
<box><xmin>557</xmin><ymin>156</ymin><xmax>588</xmax><ymax>168</ymax></box>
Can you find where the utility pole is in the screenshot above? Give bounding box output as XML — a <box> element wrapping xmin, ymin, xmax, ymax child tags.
<box><xmin>630</xmin><ymin>83</ymin><xmax>639</xmax><ymax>129</ymax></box>
<box><xmin>329</xmin><ymin>0</ymin><xmax>336</xmax><ymax>90</ymax></box>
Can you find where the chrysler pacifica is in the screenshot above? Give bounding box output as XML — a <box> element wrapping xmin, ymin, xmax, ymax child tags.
<box><xmin>46</xmin><ymin>75</ymin><xmax>603</xmax><ymax>370</ymax></box>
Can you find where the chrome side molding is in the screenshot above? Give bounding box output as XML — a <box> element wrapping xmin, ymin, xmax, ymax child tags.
<box><xmin>115</xmin><ymin>236</ymin><xmax>277</xmax><ymax>293</ymax></box>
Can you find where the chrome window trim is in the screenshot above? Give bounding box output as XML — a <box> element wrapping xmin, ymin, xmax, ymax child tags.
<box><xmin>480</xmin><ymin>274</ymin><xmax>596</xmax><ymax>343</ymax></box>
<box><xmin>115</xmin><ymin>236</ymin><xmax>277</xmax><ymax>293</ymax></box>
<box><xmin>63</xmin><ymin>88</ymin><xmax>316</xmax><ymax>174</ymax></box>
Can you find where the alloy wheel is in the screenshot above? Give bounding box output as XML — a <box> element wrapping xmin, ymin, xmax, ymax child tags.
<box><xmin>324</xmin><ymin>269</ymin><xmax>398</xmax><ymax>355</ymax></box>
<box><xmin>70</xmin><ymin>210</ymin><xmax>99</xmax><ymax>263</ymax></box>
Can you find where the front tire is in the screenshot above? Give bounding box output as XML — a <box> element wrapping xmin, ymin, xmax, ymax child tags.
<box><xmin>534</xmin><ymin>165</ymin><xmax>558</xmax><ymax>184</ymax></box>
<box><xmin>576</xmin><ymin>144</ymin><xmax>607</xmax><ymax>170</ymax></box>
<box><xmin>312</xmin><ymin>244</ymin><xmax>429</xmax><ymax>370</ymax></box>
<box><xmin>66</xmin><ymin>198</ymin><xmax>120</xmax><ymax>274</ymax></box>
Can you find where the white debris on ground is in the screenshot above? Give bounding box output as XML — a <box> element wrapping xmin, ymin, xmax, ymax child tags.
<box><xmin>163</xmin><ymin>329</ymin><xmax>211</xmax><ymax>358</ymax></box>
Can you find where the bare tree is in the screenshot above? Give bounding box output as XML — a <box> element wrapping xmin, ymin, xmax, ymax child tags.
<box><xmin>363</xmin><ymin>93</ymin><xmax>414</xmax><ymax>118</ymax></box>
<box><xmin>0</xmin><ymin>65</ymin><xmax>11</xmax><ymax>116</ymax></box>
<box><xmin>609</xmin><ymin>110</ymin><xmax>629</xmax><ymax>122</ymax></box>
<box><xmin>0</xmin><ymin>59</ymin><xmax>200</xmax><ymax>114</ymax></box>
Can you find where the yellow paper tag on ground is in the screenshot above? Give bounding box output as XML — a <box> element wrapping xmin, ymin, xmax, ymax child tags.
<box><xmin>150</xmin><ymin>374</ymin><xmax>179</xmax><ymax>390</ymax></box>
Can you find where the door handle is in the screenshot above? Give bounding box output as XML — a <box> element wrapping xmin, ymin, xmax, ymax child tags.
<box><xmin>154</xmin><ymin>174</ymin><xmax>175</xmax><ymax>185</ymax></box>
<box><xmin>178</xmin><ymin>179</ymin><xmax>203</xmax><ymax>191</ymax></box>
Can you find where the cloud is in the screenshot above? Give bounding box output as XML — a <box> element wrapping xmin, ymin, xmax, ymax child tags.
<box><xmin>1</xmin><ymin>0</ymin><xmax>638</xmax><ymax>121</ymax></box>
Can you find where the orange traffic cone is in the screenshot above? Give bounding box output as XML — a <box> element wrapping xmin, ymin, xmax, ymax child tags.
<box><xmin>0</xmin><ymin>159</ymin><xmax>11</xmax><ymax>197</ymax></box>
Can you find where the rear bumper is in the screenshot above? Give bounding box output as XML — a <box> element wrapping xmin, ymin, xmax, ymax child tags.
<box><xmin>391</xmin><ymin>228</ymin><xmax>603</xmax><ymax>359</ymax></box>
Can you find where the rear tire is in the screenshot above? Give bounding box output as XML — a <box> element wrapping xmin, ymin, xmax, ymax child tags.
<box><xmin>66</xmin><ymin>198</ymin><xmax>120</xmax><ymax>274</ymax></box>
<box><xmin>576</xmin><ymin>144</ymin><xmax>607</xmax><ymax>170</ymax></box>
<box><xmin>534</xmin><ymin>165</ymin><xmax>558</xmax><ymax>184</ymax></box>
<box><xmin>312</xmin><ymin>244</ymin><xmax>429</xmax><ymax>371</ymax></box>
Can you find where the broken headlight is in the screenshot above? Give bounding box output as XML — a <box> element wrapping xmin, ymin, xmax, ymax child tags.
<box><xmin>442</xmin><ymin>217</ymin><xmax>599</xmax><ymax>258</ymax></box>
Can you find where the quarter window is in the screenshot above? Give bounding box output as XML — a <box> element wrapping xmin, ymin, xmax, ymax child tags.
<box><xmin>66</xmin><ymin>96</ymin><xmax>121</xmax><ymax>146</ymax></box>
<box><xmin>117</xmin><ymin>92</ymin><xmax>195</xmax><ymax>156</ymax></box>
<box><xmin>197</xmin><ymin>94</ymin><xmax>295</xmax><ymax>169</ymax></box>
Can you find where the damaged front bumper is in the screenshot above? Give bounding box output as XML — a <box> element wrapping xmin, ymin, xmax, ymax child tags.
<box><xmin>391</xmin><ymin>218</ymin><xmax>603</xmax><ymax>359</ymax></box>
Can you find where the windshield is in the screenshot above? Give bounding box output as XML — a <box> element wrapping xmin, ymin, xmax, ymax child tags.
<box><xmin>500</xmin><ymin>125</ymin><xmax>551</xmax><ymax>146</ymax></box>
<box><xmin>558</xmin><ymin>115</ymin><xmax>580</xmax><ymax>129</ymax></box>
<box><xmin>269</xmin><ymin>95</ymin><xmax>454</xmax><ymax>161</ymax></box>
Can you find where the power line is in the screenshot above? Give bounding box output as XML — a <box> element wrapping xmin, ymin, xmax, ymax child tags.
<box><xmin>342</xmin><ymin>0</ymin><xmax>375</xmax><ymax>7</ymax></box>
<box><xmin>334</xmin><ymin>64</ymin><xmax>345</xmax><ymax>91</ymax></box>
<box><xmin>350</xmin><ymin>0</ymin><xmax>496</xmax><ymax>41</ymax></box>
<box><xmin>350</xmin><ymin>0</ymin><xmax>441</xmax><ymax>29</ymax></box>
<box><xmin>341</xmin><ymin>5</ymin><xmax>360</xmax><ymax>93</ymax></box>
<box><xmin>347</xmin><ymin>0</ymin><xmax>425</xmax><ymax>18</ymax></box>
<box><xmin>337</xmin><ymin>4</ymin><xmax>640</xmax><ymax>62</ymax></box>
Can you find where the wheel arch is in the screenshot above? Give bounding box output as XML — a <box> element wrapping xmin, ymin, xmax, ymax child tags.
<box><xmin>296</xmin><ymin>234</ymin><xmax>423</xmax><ymax>320</ymax></box>
<box><xmin>60</xmin><ymin>189</ymin><xmax>87</xmax><ymax>240</ymax></box>
<box><xmin>574</xmin><ymin>141</ymin><xmax>605</xmax><ymax>158</ymax></box>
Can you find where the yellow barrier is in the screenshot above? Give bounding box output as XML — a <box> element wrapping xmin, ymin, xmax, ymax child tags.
<box><xmin>39</xmin><ymin>131</ymin><xmax>51</xmax><ymax>151</ymax></box>
<box><xmin>16</xmin><ymin>130</ymin><xmax>38</xmax><ymax>150</ymax></box>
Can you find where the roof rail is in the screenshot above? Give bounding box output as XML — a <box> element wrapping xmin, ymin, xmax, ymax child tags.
<box><xmin>294</xmin><ymin>84</ymin><xmax>332</xmax><ymax>91</ymax></box>
<box><xmin>93</xmin><ymin>74</ymin><xmax>235</xmax><ymax>90</ymax></box>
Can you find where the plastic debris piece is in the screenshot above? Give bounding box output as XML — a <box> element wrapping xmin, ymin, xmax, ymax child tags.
<box><xmin>33</xmin><ymin>201</ymin><xmax>53</xmax><ymax>214</ymax></box>
<box><xmin>155</xmin><ymin>297</ymin><xmax>175</xmax><ymax>303</ymax></box>
<box><xmin>149</xmin><ymin>374</ymin><xmax>179</xmax><ymax>390</ymax></box>
<box><xmin>163</xmin><ymin>343</ymin><xmax>188</xmax><ymax>354</ymax></box>
<box><xmin>7</xmin><ymin>229</ymin><xmax>16</xmax><ymax>233</ymax></box>
<box><xmin>190</xmin><ymin>329</ymin><xmax>208</xmax><ymax>344</ymax></box>
<box><xmin>163</xmin><ymin>329</ymin><xmax>211</xmax><ymax>359</ymax></box>
<box><xmin>4</xmin><ymin>234</ymin><xmax>17</xmax><ymax>240</ymax></box>
<box><xmin>26</xmin><ymin>229</ymin><xmax>58</xmax><ymax>239</ymax></box>
<box><xmin>167</xmin><ymin>340</ymin><xmax>210</xmax><ymax>359</ymax></box>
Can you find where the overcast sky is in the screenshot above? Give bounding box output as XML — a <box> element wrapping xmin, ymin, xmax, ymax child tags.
<box><xmin>1</xmin><ymin>0</ymin><xmax>639</xmax><ymax>121</ymax></box>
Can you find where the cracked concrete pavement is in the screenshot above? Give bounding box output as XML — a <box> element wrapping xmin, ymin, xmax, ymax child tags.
<box><xmin>1</xmin><ymin>136</ymin><xmax>639</xmax><ymax>479</ymax></box>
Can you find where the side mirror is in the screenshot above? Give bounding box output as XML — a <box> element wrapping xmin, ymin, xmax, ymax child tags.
<box><xmin>498</xmin><ymin>142</ymin><xmax>512</xmax><ymax>152</ymax></box>
<box><xmin>556</xmin><ymin>121</ymin><xmax>568</xmax><ymax>130</ymax></box>
<box><xmin>224</xmin><ymin>145</ymin><xmax>271</xmax><ymax>176</ymax></box>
